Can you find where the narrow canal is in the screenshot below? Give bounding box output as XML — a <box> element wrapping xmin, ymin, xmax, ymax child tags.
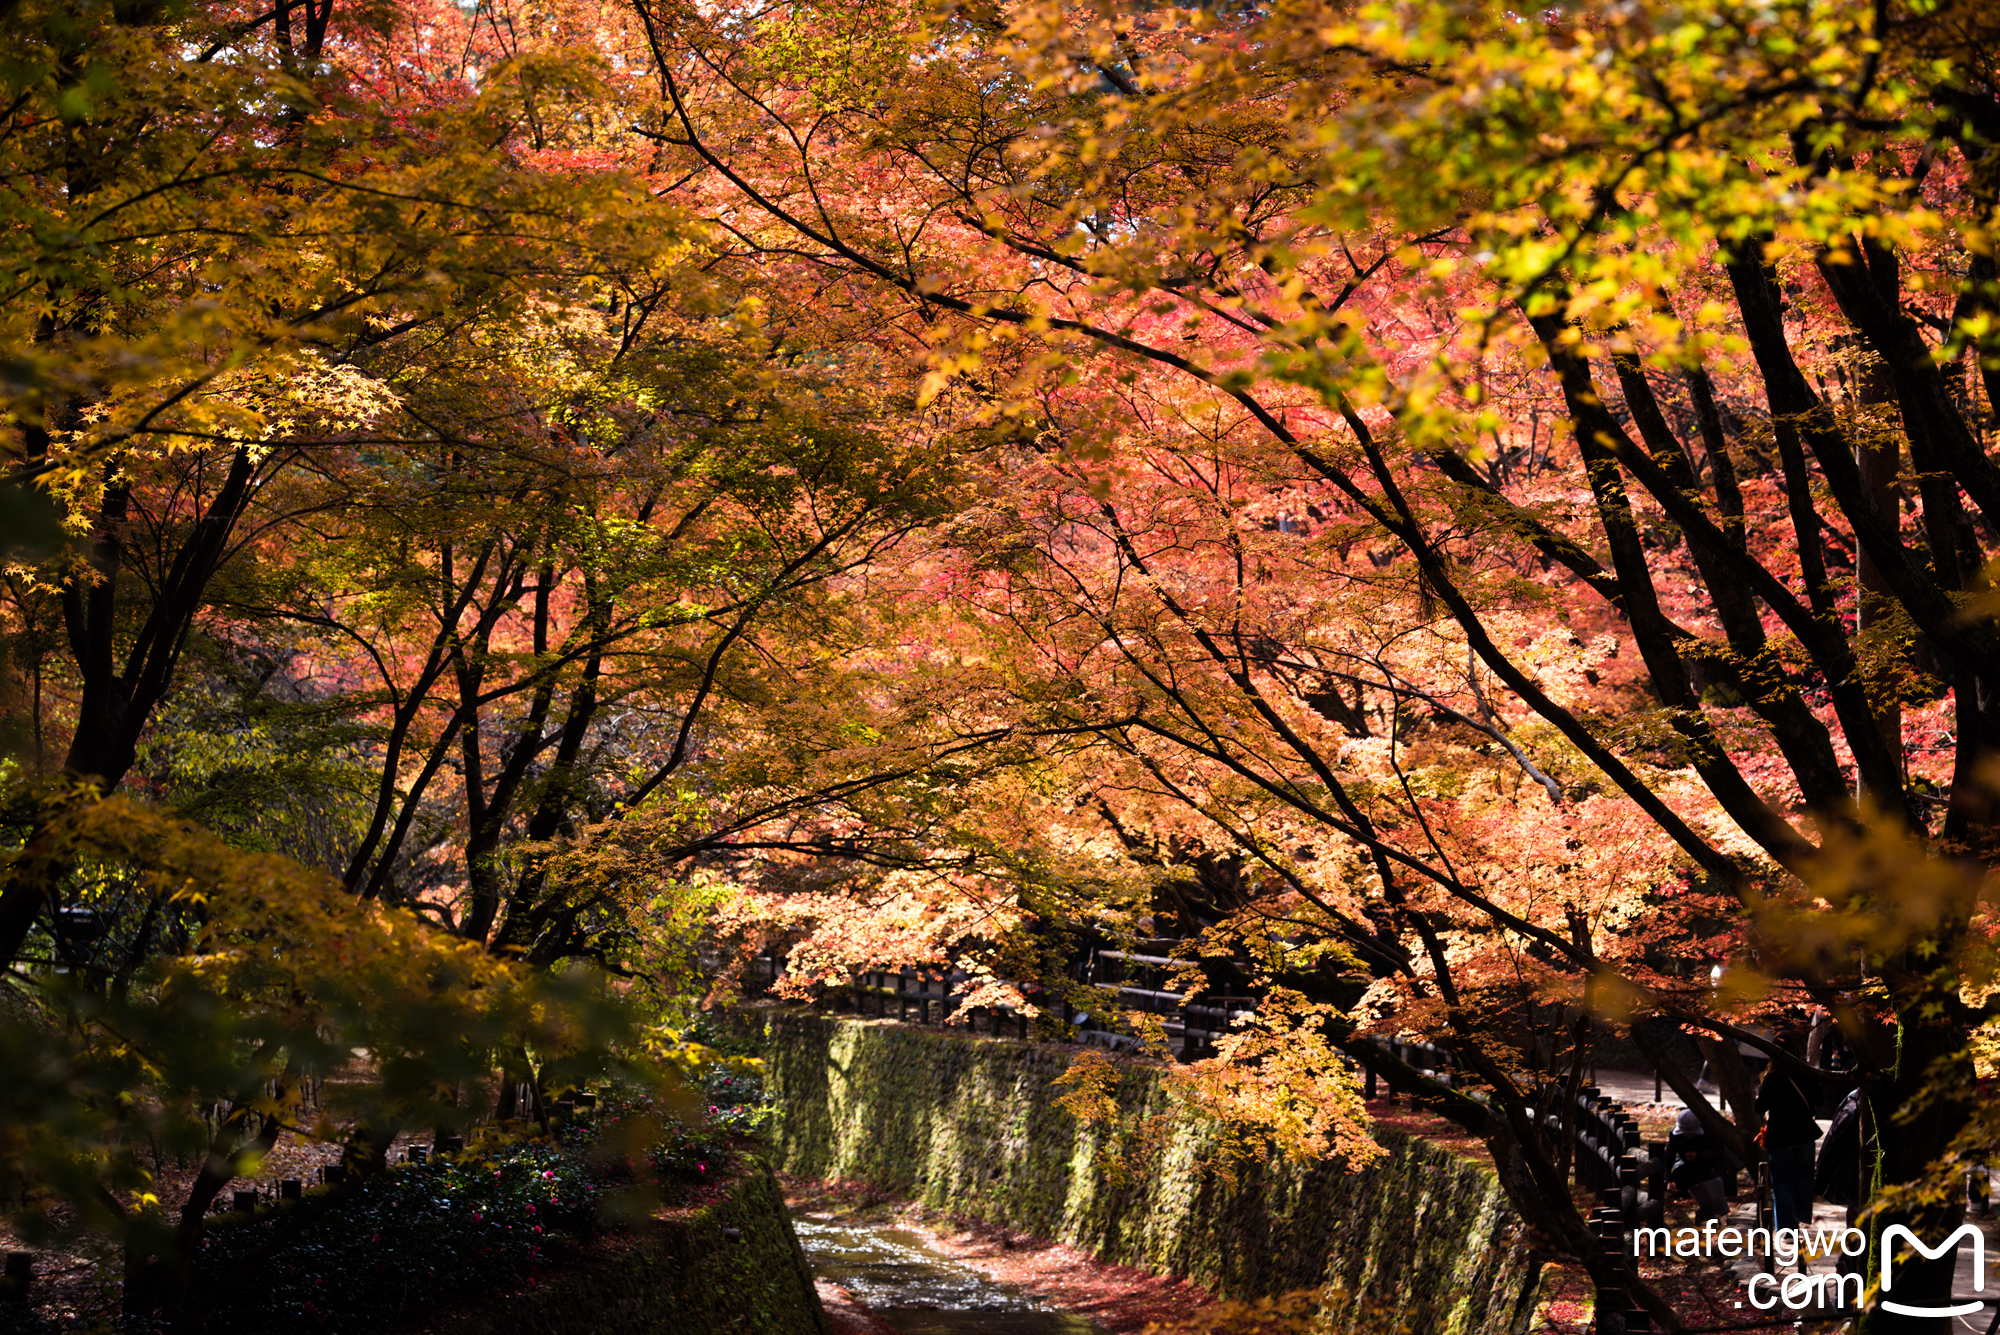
<box><xmin>793</xmin><ymin>1214</ymin><xmax>1103</xmax><ymax>1335</ymax></box>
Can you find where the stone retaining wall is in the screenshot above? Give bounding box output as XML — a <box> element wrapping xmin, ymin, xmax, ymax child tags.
<box><xmin>743</xmin><ymin>1007</ymin><xmax>1545</xmax><ymax>1335</ymax></box>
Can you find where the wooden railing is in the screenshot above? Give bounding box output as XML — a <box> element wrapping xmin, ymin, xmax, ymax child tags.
<box><xmin>742</xmin><ymin>946</ymin><xmax>1257</xmax><ymax>1060</ymax></box>
<box><xmin>1545</xmin><ymin>1083</ymin><xmax>1676</xmax><ymax>1334</ymax></box>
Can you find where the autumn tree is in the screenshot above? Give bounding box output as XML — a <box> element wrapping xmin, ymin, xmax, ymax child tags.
<box><xmin>5</xmin><ymin>2</ymin><xmax>995</xmax><ymax>1309</ymax></box>
<box><xmin>618</xmin><ymin>0</ymin><xmax>2000</xmax><ymax>1327</ymax></box>
<box><xmin>0</xmin><ymin>0</ymin><xmax>696</xmax><ymax>1318</ymax></box>
<box><xmin>0</xmin><ymin>0</ymin><xmax>682</xmax><ymax>962</ymax></box>
<box><xmin>192</xmin><ymin>287</ymin><xmax>966</xmax><ymax>978</ymax></box>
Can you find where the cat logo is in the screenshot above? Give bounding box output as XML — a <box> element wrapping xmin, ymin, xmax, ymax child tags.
<box><xmin>1881</xmin><ymin>1224</ymin><xmax>1985</xmax><ymax>1319</ymax></box>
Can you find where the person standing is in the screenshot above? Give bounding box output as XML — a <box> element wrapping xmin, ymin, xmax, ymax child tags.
<box><xmin>1757</xmin><ymin>1064</ymin><xmax>1824</xmax><ymax>1238</ymax></box>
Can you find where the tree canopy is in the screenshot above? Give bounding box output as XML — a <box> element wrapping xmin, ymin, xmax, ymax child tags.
<box><xmin>6</xmin><ymin>0</ymin><xmax>2000</xmax><ymax>1329</ymax></box>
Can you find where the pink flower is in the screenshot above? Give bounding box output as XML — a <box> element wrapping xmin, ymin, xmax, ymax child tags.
<box><xmin>696</xmin><ymin>1162</ymin><xmax>707</xmax><ymax>1173</ymax></box>
<box><xmin>533</xmin><ymin>1224</ymin><xmax>543</xmax><ymax>1233</ymax></box>
<box><xmin>471</xmin><ymin>1211</ymin><xmax>482</xmax><ymax>1222</ymax></box>
<box><xmin>542</xmin><ymin>1170</ymin><xmax>555</xmax><ymax>1179</ymax></box>
<box><xmin>525</xmin><ymin>1204</ymin><xmax>536</xmax><ymax>1214</ymax></box>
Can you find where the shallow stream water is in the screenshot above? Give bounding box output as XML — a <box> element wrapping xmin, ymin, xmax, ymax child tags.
<box><xmin>792</xmin><ymin>1215</ymin><xmax>1103</xmax><ymax>1335</ymax></box>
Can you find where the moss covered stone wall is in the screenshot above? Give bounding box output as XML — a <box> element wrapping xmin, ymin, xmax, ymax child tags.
<box><xmin>747</xmin><ymin>1009</ymin><xmax>1542</xmax><ymax>1335</ymax></box>
<box><xmin>426</xmin><ymin>1159</ymin><xmax>829</xmax><ymax>1335</ymax></box>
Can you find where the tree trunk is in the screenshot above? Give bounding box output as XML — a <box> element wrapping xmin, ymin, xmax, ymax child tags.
<box><xmin>1859</xmin><ymin>1013</ymin><xmax>1972</xmax><ymax>1334</ymax></box>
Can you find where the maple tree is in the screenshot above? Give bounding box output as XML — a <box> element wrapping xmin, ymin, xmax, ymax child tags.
<box><xmin>613</xmin><ymin>0</ymin><xmax>2000</xmax><ymax>1328</ymax></box>
<box><xmin>0</xmin><ymin>0</ymin><xmax>673</xmax><ymax>957</ymax></box>
<box><xmin>0</xmin><ymin>0</ymin><xmax>703</xmax><ymax>1319</ymax></box>
<box><xmin>9</xmin><ymin>0</ymin><xmax>2000</xmax><ymax>1330</ymax></box>
<box><xmin>1</xmin><ymin>0</ymin><xmax>995</xmax><ymax>1316</ymax></box>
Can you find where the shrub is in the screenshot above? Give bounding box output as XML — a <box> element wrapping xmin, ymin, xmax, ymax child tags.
<box><xmin>646</xmin><ymin>1116</ymin><xmax>737</xmax><ymax>1201</ymax></box>
<box><xmin>193</xmin><ymin>1140</ymin><xmax>606</xmax><ymax>1334</ymax></box>
<box><xmin>700</xmin><ymin>1068</ymin><xmax>770</xmax><ymax>1136</ymax></box>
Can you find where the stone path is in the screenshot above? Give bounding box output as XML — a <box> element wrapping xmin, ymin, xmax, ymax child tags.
<box><xmin>1594</xmin><ymin>1067</ymin><xmax>1687</xmax><ymax>1111</ymax></box>
<box><xmin>1599</xmin><ymin>1068</ymin><xmax>1999</xmax><ymax>1330</ymax></box>
<box><xmin>1697</xmin><ymin>1170</ymin><xmax>1997</xmax><ymax>1331</ymax></box>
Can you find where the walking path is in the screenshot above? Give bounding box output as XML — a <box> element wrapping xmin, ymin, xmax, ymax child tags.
<box><xmin>1593</xmin><ymin>1067</ymin><xmax>1687</xmax><ymax>1111</ymax></box>
<box><xmin>1595</xmin><ymin>1068</ymin><xmax>1996</xmax><ymax>1332</ymax></box>
<box><xmin>1700</xmin><ymin>1195</ymin><xmax>1998</xmax><ymax>1332</ymax></box>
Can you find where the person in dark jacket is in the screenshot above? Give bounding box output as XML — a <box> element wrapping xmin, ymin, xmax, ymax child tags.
<box><xmin>1757</xmin><ymin>1066</ymin><xmax>1823</xmax><ymax>1234</ymax></box>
